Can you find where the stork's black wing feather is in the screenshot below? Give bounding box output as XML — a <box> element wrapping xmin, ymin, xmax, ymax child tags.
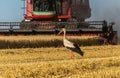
<box><xmin>73</xmin><ymin>42</ymin><xmax>84</xmax><ymax>56</ymax></box>
<box><xmin>66</xmin><ymin>42</ymin><xmax>84</xmax><ymax>56</ymax></box>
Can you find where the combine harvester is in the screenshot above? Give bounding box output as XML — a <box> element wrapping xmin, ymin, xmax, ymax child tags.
<box><xmin>0</xmin><ymin>0</ymin><xmax>118</xmax><ymax>44</ymax></box>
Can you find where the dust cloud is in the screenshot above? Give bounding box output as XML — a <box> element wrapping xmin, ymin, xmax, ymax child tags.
<box><xmin>87</xmin><ymin>0</ymin><xmax>120</xmax><ymax>43</ymax></box>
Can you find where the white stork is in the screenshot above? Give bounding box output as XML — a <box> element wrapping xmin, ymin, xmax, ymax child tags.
<box><xmin>57</xmin><ymin>28</ymin><xmax>84</xmax><ymax>59</ymax></box>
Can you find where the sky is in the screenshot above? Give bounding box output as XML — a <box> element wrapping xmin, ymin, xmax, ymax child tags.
<box><xmin>89</xmin><ymin>0</ymin><xmax>120</xmax><ymax>22</ymax></box>
<box><xmin>0</xmin><ymin>0</ymin><xmax>23</xmax><ymax>22</ymax></box>
<box><xmin>0</xmin><ymin>0</ymin><xmax>120</xmax><ymax>41</ymax></box>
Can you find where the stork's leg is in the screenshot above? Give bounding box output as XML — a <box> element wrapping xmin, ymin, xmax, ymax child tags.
<box><xmin>70</xmin><ymin>52</ymin><xmax>75</xmax><ymax>59</ymax></box>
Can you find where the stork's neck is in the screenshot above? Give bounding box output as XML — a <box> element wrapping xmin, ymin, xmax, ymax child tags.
<box><xmin>63</xmin><ymin>29</ymin><xmax>67</xmax><ymax>39</ymax></box>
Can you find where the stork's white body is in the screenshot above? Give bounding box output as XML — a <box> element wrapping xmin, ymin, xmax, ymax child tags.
<box><xmin>63</xmin><ymin>38</ymin><xmax>75</xmax><ymax>48</ymax></box>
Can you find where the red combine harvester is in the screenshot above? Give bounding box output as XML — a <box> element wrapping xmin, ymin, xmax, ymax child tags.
<box><xmin>20</xmin><ymin>0</ymin><xmax>99</xmax><ymax>34</ymax></box>
<box><xmin>0</xmin><ymin>0</ymin><xmax>118</xmax><ymax>44</ymax></box>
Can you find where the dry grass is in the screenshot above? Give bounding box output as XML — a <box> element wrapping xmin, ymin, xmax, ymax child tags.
<box><xmin>0</xmin><ymin>45</ymin><xmax>120</xmax><ymax>78</ymax></box>
<box><xmin>0</xmin><ymin>35</ymin><xmax>102</xmax><ymax>49</ymax></box>
<box><xmin>1</xmin><ymin>57</ymin><xmax>120</xmax><ymax>78</ymax></box>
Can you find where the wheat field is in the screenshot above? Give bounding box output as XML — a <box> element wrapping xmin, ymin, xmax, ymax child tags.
<box><xmin>0</xmin><ymin>45</ymin><xmax>120</xmax><ymax>78</ymax></box>
<box><xmin>0</xmin><ymin>35</ymin><xmax>102</xmax><ymax>49</ymax></box>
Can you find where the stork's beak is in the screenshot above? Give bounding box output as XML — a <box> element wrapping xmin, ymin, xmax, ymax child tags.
<box><xmin>57</xmin><ymin>29</ymin><xmax>63</xmax><ymax>35</ymax></box>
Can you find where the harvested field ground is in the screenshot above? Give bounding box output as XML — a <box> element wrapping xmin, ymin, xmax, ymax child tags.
<box><xmin>0</xmin><ymin>45</ymin><xmax>120</xmax><ymax>78</ymax></box>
